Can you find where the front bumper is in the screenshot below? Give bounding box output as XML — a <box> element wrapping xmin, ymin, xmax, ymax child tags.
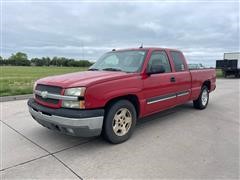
<box><xmin>28</xmin><ymin>98</ymin><xmax>104</xmax><ymax>137</ymax></box>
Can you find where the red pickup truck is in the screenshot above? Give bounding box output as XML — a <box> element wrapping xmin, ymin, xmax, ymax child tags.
<box><xmin>28</xmin><ymin>47</ymin><xmax>216</xmax><ymax>143</ymax></box>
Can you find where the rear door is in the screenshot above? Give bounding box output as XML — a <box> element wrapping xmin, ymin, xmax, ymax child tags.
<box><xmin>169</xmin><ymin>51</ymin><xmax>191</xmax><ymax>105</ymax></box>
<box><xmin>143</xmin><ymin>50</ymin><xmax>177</xmax><ymax>115</ymax></box>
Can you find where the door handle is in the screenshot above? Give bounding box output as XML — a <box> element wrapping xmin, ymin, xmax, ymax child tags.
<box><xmin>170</xmin><ymin>77</ymin><xmax>176</xmax><ymax>82</ymax></box>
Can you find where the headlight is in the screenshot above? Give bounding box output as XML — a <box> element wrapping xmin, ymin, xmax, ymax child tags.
<box><xmin>33</xmin><ymin>82</ymin><xmax>37</xmax><ymax>91</ymax></box>
<box><xmin>62</xmin><ymin>87</ymin><xmax>86</xmax><ymax>109</ymax></box>
<box><xmin>33</xmin><ymin>82</ymin><xmax>37</xmax><ymax>98</ymax></box>
<box><xmin>64</xmin><ymin>87</ymin><xmax>85</xmax><ymax>96</ymax></box>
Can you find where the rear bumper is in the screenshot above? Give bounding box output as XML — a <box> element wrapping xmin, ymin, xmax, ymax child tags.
<box><xmin>28</xmin><ymin>98</ymin><xmax>104</xmax><ymax>137</ymax></box>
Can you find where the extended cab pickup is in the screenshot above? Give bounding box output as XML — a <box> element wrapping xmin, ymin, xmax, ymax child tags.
<box><xmin>28</xmin><ymin>48</ymin><xmax>216</xmax><ymax>143</ymax></box>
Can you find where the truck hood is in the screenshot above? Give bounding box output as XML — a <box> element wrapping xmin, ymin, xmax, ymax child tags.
<box><xmin>37</xmin><ymin>71</ymin><xmax>137</xmax><ymax>88</ymax></box>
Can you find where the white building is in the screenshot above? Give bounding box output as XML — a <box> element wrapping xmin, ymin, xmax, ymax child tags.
<box><xmin>223</xmin><ymin>52</ymin><xmax>240</xmax><ymax>69</ymax></box>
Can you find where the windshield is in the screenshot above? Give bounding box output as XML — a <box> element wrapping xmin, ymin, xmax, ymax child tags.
<box><xmin>89</xmin><ymin>50</ymin><xmax>147</xmax><ymax>73</ymax></box>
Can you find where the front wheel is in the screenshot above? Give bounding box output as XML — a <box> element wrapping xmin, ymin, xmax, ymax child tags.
<box><xmin>193</xmin><ymin>86</ymin><xmax>209</xmax><ymax>109</ymax></box>
<box><xmin>103</xmin><ymin>100</ymin><xmax>137</xmax><ymax>144</ymax></box>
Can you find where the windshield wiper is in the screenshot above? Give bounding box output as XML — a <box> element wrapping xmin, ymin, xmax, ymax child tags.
<box><xmin>88</xmin><ymin>68</ymin><xmax>99</xmax><ymax>71</ymax></box>
<box><xmin>102</xmin><ymin>68</ymin><xmax>122</xmax><ymax>72</ymax></box>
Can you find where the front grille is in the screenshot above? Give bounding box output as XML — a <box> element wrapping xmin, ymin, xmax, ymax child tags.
<box><xmin>35</xmin><ymin>84</ymin><xmax>62</xmax><ymax>105</ymax></box>
<box><xmin>35</xmin><ymin>94</ymin><xmax>59</xmax><ymax>104</ymax></box>
<box><xmin>36</xmin><ymin>84</ymin><xmax>62</xmax><ymax>94</ymax></box>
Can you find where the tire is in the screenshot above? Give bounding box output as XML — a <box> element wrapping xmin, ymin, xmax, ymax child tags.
<box><xmin>193</xmin><ymin>86</ymin><xmax>209</xmax><ymax>110</ymax></box>
<box><xmin>224</xmin><ymin>71</ymin><xmax>227</xmax><ymax>78</ymax></box>
<box><xmin>103</xmin><ymin>100</ymin><xmax>137</xmax><ymax>144</ymax></box>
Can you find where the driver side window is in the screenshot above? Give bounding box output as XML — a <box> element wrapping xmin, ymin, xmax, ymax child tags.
<box><xmin>99</xmin><ymin>54</ymin><xmax>119</xmax><ymax>67</ymax></box>
<box><xmin>148</xmin><ymin>51</ymin><xmax>171</xmax><ymax>73</ymax></box>
<box><xmin>100</xmin><ymin>54</ymin><xmax>119</xmax><ymax>66</ymax></box>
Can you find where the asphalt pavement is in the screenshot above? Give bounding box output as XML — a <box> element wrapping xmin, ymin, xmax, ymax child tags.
<box><xmin>0</xmin><ymin>79</ymin><xmax>239</xmax><ymax>179</ymax></box>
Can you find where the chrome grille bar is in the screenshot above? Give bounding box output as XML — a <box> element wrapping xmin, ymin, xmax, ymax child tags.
<box><xmin>35</xmin><ymin>90</ymin><xmax>78</xmax><ymax>101</ymax></box>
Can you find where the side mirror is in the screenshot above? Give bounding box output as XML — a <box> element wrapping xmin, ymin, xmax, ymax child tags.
<box><xmin>147</xmin><ymin>64</ymin><xmax>165</xmax><ymax>75</ymax></box>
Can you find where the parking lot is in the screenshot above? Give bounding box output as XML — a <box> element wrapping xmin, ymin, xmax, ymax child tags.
<box><xmin>0</xmin><ymin>79</ymin><xmax>239</xmax><ymax>179</ymax></box>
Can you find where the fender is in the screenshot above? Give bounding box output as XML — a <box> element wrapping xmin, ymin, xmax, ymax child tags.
<box><xmin>85</xmin><ymin>76</ymin><xmax>143</xmax><ymax>109</ymax></box>
<box><xmin>103</xmin><ymin>88</ymin><xmax>146</xmax><ymax>117</ymax></box>
<box><xmin>103</xmin><ymin>88</ymin><xmax>142</xmax><ymax>104</ymax></box>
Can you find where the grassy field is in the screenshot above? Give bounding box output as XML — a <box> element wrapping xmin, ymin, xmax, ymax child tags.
<box><xmin>0</xmin><ymin>66</ymin><xmax>88</xmax><ymax>96</ymax></box>
<box><xmin>216</xmin><ymin>69</ymin><xmax>223</xmax><ymax>78</ymax></box>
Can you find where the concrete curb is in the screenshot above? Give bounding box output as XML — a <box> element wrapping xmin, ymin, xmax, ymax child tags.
<box><xmin>0</xmin><ymin>94</ymin><xmax>33</xmax><ymax>102</ymax></box>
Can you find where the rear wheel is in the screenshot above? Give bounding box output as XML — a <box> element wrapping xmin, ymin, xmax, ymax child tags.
<box><xmin>193</xmin><ymin>86</ymin><xmax>209</xmax><ymax>109</ymax></box>
<box><xmin>224</xmin><ymin>71</ymin><xmax>227</xmax><ymax>78</ymax></box>
<box><xmin>235</xmin><ymin>72</ymin><xmax>240</xmax><ymax>78</ymax></box>
<box><xmin>103</xmin><ymin>100</ymin><xmax>137</xmax><ymax>144</ymax></box>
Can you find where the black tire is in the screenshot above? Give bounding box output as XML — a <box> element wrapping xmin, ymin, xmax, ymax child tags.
<box><xmin>193</xmin><ymin>86</ymin><xmax>209</xmax><ymax>110</ymax></box>
<box><xmin>224</xmin><ymin>71</ymin><xmax>227</xmax><ymax>78</ymax></box>
<box><xmin>103</xmin><ymin>100</ymin><xmax>137</xmax><ymax>144</ymax></box>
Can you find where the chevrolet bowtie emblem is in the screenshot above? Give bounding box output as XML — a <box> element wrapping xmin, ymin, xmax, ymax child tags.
<box><xmin>41</xmin><ymin>91</ymin><xmax>48</xmax><ymax>99</ymax></box>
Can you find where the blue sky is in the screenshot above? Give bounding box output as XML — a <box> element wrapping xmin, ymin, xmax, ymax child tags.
<box><xmin>1</xmin><ymin>0</ymin><xmax>239</xmax><ymax>66</ymax></box>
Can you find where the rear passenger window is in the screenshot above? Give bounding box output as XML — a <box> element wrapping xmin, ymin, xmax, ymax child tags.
<box><xmin>148</xmin><ymin>51</ymin><xmax>171</xmax><ymax>73</ymax></box>
<box><xmin>170</xmin><ymin>51</ymin><xmax>186</xmax><ymax>72</ymax></box>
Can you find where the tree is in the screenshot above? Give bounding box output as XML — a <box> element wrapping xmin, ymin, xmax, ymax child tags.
<box><xmin>50</xmin><ymin>56</ymin><xmax>58</xmax><ymax>66</ymax></box>
<box><xmin>42</xmin><ymin>57</ymin><xmax>51</xmax><ymax>66</ymax></box>
<box><xmin>31</xmin><ymin>58</ymin><xmax>42</xmax><ymax>66</ymax></box>
<box><xmin>2</xmin><ymin>52</ymin><xmax>93</xmax><ymax>67</ymax></box>
<box><xmin>8</xmin><ymin>52</ymin><xmax>30</xmax><ymax>66</ymax></box>
<box><xmin>0</xmin><ymin>56</ymin><xmax>4</xmax><ymax>65</ymax></box>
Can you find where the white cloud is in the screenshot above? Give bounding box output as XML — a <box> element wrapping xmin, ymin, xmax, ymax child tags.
<box><xmin>141</xmin><ymin>22</ymin><xmax>162</xmax><ymax>33</ymax></box>
<box><xmin>2</xmin><ymin>1</ymin><xmax>239</xmax><ymax>66</ymax></box>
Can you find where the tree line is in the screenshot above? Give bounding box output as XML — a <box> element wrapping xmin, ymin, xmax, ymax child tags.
<box><xmin>0</xmin><ymin>52</ymin><xmax>93</xmax><ymax>67</ymax></box>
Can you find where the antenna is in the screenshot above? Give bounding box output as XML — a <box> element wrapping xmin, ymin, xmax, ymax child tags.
<box><xmin>139</xmin><ymin>43</ymin><xmax>143</xmax><ymax>48</ymax></box>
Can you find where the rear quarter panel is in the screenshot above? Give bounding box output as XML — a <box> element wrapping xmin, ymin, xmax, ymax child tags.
<box><xmin>190</xmin><ymin>69</ymin><xmax>216</xmax><ymax>100</ymax></box>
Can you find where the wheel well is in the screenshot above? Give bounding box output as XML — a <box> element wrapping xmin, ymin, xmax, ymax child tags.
<box><xmin>105</xmin><ymin>95</ymin><xmax>140</xmax><ymax>117</ymax></box>
<box><xmin>203</xmin><ymin>80</ymin><xmax>211</xmax><ymax>90</ymax></box>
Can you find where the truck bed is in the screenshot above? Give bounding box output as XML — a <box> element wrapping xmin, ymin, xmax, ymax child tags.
<box><xmin>190</xmin><ymin>68</ymin><xmax>216</xmax><ymax>100</ymax></box>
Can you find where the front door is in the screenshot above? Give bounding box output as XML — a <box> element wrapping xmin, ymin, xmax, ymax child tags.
<box><xmin>143</xmin><ymin>50</ymin><xmax>177</xmax><ymax>115</ymax></box>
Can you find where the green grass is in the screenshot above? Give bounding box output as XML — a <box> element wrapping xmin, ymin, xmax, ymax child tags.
<box><xmin>216</xmin><ymin>69</ymin><xmax>223</xmax><ymax>78</ymax></box>
<box><xmin>0</xmin><ymin>66</ymin><xmax>88</xmax><ymax>96</ymax></box>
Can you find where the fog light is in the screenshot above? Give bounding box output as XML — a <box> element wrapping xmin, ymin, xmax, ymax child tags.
<box><xmin>62</xmin><ymin>100</ymin><xmax>80</xmax><ymax>108</ymax></box>
<box><xmin>62</xmin><ymin>100</ymin><xmax>85</xmax><ymax>109</ymax></box>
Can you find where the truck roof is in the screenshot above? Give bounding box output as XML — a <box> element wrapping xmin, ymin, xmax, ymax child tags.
<box><xmin>111</xmin><ymin>47</ymin><xmax>181</xmax><ymax>52</ymax></box>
